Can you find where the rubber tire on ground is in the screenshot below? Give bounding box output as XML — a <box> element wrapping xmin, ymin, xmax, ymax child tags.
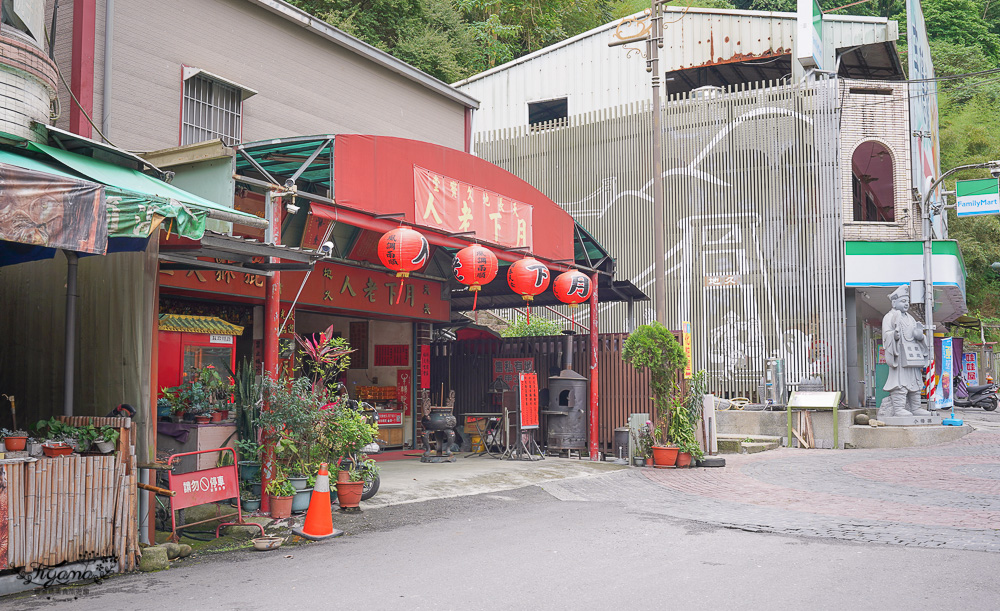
<box><xmin>697</xmin><ymin>457</ymin><xmax>726</xmax><ymax>467</ymax></box>
<box><xmin>984</xmin><ymin>398</ymin><xmax>998</xmax><ymax>412</ymax></box>
<box><xmin>361</xmin><ymin>474</ymin><xmax>380</xmax><ymax>501</ymax></box>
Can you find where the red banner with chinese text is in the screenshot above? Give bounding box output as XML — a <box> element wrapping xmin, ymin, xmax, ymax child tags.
<box><xmin>159</xmin><ymin>259</ymin><xmax>450</xmax><ymax>322</ymax></box>
<box><xmin>396</xmin><ymin>369</ymin><xmax>411</xmax><ymax>416</ymax></box>
<box><xmin>414</xmin><ymin>166</ymin><xmax>532</xmax><ymax>249</ymax></box>
<box><xmin>519</xmin><ymin>372</ymin><xmax>539</xmax><ymax>429</ymax></box>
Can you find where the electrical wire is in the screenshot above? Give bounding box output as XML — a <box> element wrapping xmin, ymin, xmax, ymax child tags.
<box><xmin>43</xmin><ymin>26</ymin><xmax>117</xmax><ymax>148</ymax></box>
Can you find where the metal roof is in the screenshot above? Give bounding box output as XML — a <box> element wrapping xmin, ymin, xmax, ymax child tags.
<box><xmin>245</xmin><ymin>0</ymin><xmax>479</xmax><ymax>110</ymax></box>
<box><xmin>455</xmin><ymin>8</ymin><xmax>900</xmax><ymax>133</ymax></box>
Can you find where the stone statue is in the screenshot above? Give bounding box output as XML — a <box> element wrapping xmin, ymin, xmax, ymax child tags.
<box><xmin>879</xmin><ymin>285</ymin><xmax>931</xmax><ymax>418</ymax></box>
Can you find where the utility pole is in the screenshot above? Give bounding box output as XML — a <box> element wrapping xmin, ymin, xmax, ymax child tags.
<box><xmin>919</xmin><ymin>160</ymin><xmax>1000</xmax><ymax>356</ymax></box>
<box><xmin>609</xmin><ymin>2</ymin><xmax>666</xmax><ymax>325</ymax></box>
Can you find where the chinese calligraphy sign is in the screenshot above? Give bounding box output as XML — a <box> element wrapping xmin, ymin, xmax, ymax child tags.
<box><xmin>414</xmin><ymin>165</ymin><xmax>533</xmax><ymax>249</ymax></box>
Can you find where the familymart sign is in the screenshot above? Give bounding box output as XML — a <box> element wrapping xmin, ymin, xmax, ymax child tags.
<box><xmin>956</xmin><ymin>178</ymin><xmax>1000</xmax><ymax>217</ymax></box>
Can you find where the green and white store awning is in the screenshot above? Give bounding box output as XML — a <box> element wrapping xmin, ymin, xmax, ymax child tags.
<box><xmin>845</xmin><ymin>240</ymin><xmax>967</xmax><ymax>323</ymax></box>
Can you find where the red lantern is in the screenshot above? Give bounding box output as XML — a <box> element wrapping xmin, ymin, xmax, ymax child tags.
<box><xmin>378</xmin><ymin>227</ymin><xmax>429</xmax><ymax>304</ymax></box>
<box><xmin>378</xmin><ymin>227</ymin><xmax>429</xmax><ymax>278</ymax></box>
<box><xmin>507</xmin><ymin>257</ymin><xmax>550</xmax><ymax>323</ymax></box>
<box><xmin>454</xmin><ymin>244</ymin><xmax>498</xmax><ymax>313</ymax></box>
<box><xmin>552</xmin><ymin>270</ymin><xmax>592</xmax><ymax>307</ymax></box>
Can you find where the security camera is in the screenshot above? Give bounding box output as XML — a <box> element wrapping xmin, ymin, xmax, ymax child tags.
<box><xmin>990</xmin><ymin>163</ymin><xmax>1000</xmax><ymax>178</ymax></box>
<box><xmin>319</xmin><ymin>241</ymin><xmax>334</xmax><ymax>257</ymax></box>
<box><xmin>285</xmin><ymin>203</ymin><xmax>300</xmax><ymax>214</ymax></box>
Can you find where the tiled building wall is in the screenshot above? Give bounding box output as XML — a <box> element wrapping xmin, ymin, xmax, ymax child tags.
<box><xmin>839</xmin><ymin>79</ymin><xmax>920</xmax><ymax>240</ymax></box>
<box><xmin>0</xmin><ymin>27</ymin><xmax>58</xmax><ymax>142</ymax></box>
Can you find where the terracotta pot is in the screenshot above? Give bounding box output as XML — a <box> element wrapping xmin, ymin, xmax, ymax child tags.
<box><xmin>210</xmin><ymin>411</ymin><xmax>223</xmax><ymax>423</ymax></box>
<box><xmin>676</xmin><ymin>452</ymin><xmax>692</xmax><ymax>468</ymax></box>
<box><xmin>218</xmin><ymin>409</ymin><xmax>229</xmax><ymax>419</ymax></box>
<box><xmin>4</xmin><ymin>436</ymin><xmax>27</xmax><ymax>451</ymax></box>
<box><xmin>651</xmin><ymin>445</ymin><xmax>678</xmax><ymax>468</ymax></box>
<box><xmin>195</xmin><ymin>415</ymin><xmax>211</xmax><ymax>424</ymax></box>
<box><xmin>268</xmin><ymin>494</ymin><xmax>294</xmax><ymax>519</ymax></box>
<box><xmin>42</xmin><ymin>443</ymin><xmax>73</xmax><ymax>457</ymax></box>
<box><xmin>174</xmin><ymin>411</ymin><xmax>186</xmax><ymax>421</ymax></box>
<box><xmin>337</xmin><ymin>470</ymin><xmax>350</xmax><ymax>484</ymax></box>
<box><xmin>336</xmin><ymin>480</ymin><xmax>364</xmax><ymax>509</ymax></box>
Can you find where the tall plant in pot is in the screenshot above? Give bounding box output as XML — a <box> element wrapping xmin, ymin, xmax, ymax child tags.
<box><xmin>233</xmin><ymin>360</ymin><xmax>263</xmax><ymax>481</ymax></box>
<box><xmin>672</xmin><ymin>370</ymin><xmax>708</xmax><ymax>467</ymax></box>
<box><xmin>622</xmin><ymin>322</ymin><xmax>687</xmax><ymax>468</ymax></box>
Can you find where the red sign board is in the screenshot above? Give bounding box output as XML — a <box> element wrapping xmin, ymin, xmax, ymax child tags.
<box><xmin>158</xmin><ymin>259</ymin><xmax>450</xmax><ymax>322</ymax></box>
<box><xmin>375</xmin><ymin>344</ymin><xmax>409</xmax><ymax>367</ymax></box>
<box><xmin>519</xmin><ymin>373</ymin><xmax>539</xmax><ymax>429</ymax></box>
<box><xmin>396</xmin><ymin>369</ymin><xmax>412</xmax><ymax>417</ymax></box>
<box><xmin>168</xmin><ymin>465</ymin><xmax>239</xmax><ymax>510</ymax></box>
<box><xmin>377</xmin><ymin>411</ymin><xmax>403</xmax><ymax>426</ymax></box>
<box><xmin>414</xmin><ymin>166</ymin><xmax>532</xmax><ymax>249</ymax></box>
<box><xmin>420</xmin><ymin>345</ymin><xmax>430</xmax><ymax>390</ymax></box>
<box><xmin>493</xmin><ymin>358</ymin><xmax>534</xmax><ymax>387</ymax></box>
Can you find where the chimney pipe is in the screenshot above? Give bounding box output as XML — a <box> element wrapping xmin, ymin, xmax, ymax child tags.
<box><xmin>562</xmin><ymin>330</ymin><xmax>575</xmax><ymax>372</ymax></box>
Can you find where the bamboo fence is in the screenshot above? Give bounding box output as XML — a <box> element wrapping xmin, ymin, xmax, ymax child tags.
<box><xmin>2</xmin><ymin>416</ymin><xmax>137</xmax><ymax>572</ymax></box>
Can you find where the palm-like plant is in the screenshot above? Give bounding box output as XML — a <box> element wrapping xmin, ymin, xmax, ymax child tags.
<box><xmin>294</xmin><ymin>324</ymin><xmax>354</xmax><ymax>390</ymax></box>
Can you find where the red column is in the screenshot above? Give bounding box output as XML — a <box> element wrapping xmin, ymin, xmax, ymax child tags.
<box><xmin>70</xmin><ymin>0</ymin><xmax>96</xmax><ymax>137</ymax></box>
<box><xmin>589</xmin><ymin>272</ymin><xmax>599</xmax><ymax>461</ymax></box>
<box><xmin>261</xmin><ymin>192</ymin><xmax>282</xmax><ymax>513</ymax></box>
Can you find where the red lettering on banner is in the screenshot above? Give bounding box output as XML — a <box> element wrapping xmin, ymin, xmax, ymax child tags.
<box><xmin>397</xmin><ymin>369</ymin><xmax>411</xmax><ymax>416</ymax></box>
<box><xmin>159</xmin><ymin>259</ymin><xmax>449</xmax><ymax>322</ymax></box>
<box><xmin>519</xmin><ymin>373</ymin><xmax>539</xmax><ymax>430</ymax></box>
<box><xmin>413</xmin><ymin>165</ymin><xmax>532</xmax><ymax>249</ymax></box>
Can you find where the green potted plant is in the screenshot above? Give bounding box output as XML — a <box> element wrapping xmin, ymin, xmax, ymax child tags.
<box><xmin>236</xmin><ymin>439</ymin><xmax>262</xmax><ymax>481</ymax></box>
<box><xmin>233</xmin><ymin>359</ymin><xmax>263</xmax><ymax>480</ymax></box>
<box><xmin>73</xmin><ymin>424</ymin><xmax>99</xmax><ymax>453</ymax></box>
<box><xmin>622</xmin><ymin>322</ymin><xmax>687</xmax><ymax>467</ymax></box>
<box><xmin>265</xmin><ymin>471</ymin><xmax>295</xmax><ymax>519</ymax></box>
<box><xmin>630</xmin><ymin>421</ymin><xmax>654</xmax><ymax>467</ymax></box>
<box><xmin>239</xmin><ymin>480</ymin><xmax>261</xmax><ymax>512</ymax></box>
<box><xmin>94</xmin><ymin>426</ymin><xmax>120</xmax><ymax>454</ymax></box>
<box><xmin>671</xmin><ymin>371</ymin><xmax>708</xmax><ymax>467</ymax></box>
<box><xmin>334</xmin><ymin>466</ymin><xmax>365</xmax><ymax>509</ymax></box>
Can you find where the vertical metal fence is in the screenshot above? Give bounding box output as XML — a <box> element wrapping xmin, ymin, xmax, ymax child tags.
<box><xmin>476</xmin><ymin>79</ymin><xmax>847</xmax><ymax>399</ymax></box>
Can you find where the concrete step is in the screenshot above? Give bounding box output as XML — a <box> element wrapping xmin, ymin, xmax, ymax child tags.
<box><xmin>716</xmin><ymin>434</ymin><xmax>782</xmax><ymax>454</ymax></box>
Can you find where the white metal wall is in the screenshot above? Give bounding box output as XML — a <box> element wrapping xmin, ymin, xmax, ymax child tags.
<box><xmin>456</xmin><ymin>8</ymin><xmax>896</xmax><ymax>135</ymax></box>
<box><xmin>476</xmin><ymin>79</ymin><xmax>847</xmax><ymax>398</ymax></box>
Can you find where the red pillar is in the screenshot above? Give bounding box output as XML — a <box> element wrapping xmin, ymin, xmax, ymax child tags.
<box><xmin>261</xmin><ymin>192</ymin><xmax>281</xmax><ymax>513</ymax></box>
<box><xmin>589</xmin><ymin>272</ymin><xmax>599</xmax><ymax>461</ymax></box>
<box><xmin>70</xmin><ymin>0</ymin><xmax>96</xmax><ymax>137</ymax></box>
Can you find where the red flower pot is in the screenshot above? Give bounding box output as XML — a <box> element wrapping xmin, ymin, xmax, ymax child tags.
<box><xmin>195</xmin><ymin>415</ymin><xmax>211</xmax><ymax>424</ymax></box>
<box><xmin>337</xmin><ymin>470</ymin><xmax>351</xmax><ymax>484</ymax></box>
<box><xmin>218</xmin><ymin>409</ymin><xmax>229</xmax><ymax>420</ymax></box>
<box><xmin>651</xmin><ymin>445</ymin><xmax>678</xmax><ymax>468</ymax></box>
<box><xmin>676</xmin><ymin>452</ymin><xmax>692</xmax><ymax>468</ymax></box>
<box><xmin>269</xmin><ymin>494</ymin><xmax>294</xmax><ymax>519</ymax></box>
<box><xmin>336</xmin><ymin>481</ymin><xmax>364</xmax><ymax>509</ymax></box>
<box><xmin>42</xmin><ymin>443</ymin><xmax>73</xmax><ymax>457</ymax></box>
<box><xmin>4</xmin><ymin>436</ymin><xmax>27</xmax><ymax>451</ymax></box>
<box><xmin>210</xmin><ymin>411</ymin><xmax>223</xmax><ymax>423</ymax></box>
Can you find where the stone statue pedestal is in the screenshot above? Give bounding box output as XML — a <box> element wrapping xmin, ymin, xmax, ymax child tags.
<box><xmin>881</xmin><ymin>413</ymin><xmax>943</xmax><ymax>426</ymax></box>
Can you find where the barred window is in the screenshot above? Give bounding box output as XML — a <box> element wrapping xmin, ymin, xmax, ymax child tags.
<box><xmin>181</xmin><ymin>73</ymin><xmax>244</xmax><ymax>146</ymax></box>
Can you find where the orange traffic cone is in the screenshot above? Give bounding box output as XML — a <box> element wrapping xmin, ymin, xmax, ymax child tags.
<box><xmin>291</xmin><ymin>463</ymin><xmax>343</xmax><ymax>541</ymax></box>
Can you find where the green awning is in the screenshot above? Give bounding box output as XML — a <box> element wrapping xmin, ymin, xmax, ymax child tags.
<box><xmin>20</xmin><ymin>142</ymin><xmax>264</xmax><ymax>239</ymax></box>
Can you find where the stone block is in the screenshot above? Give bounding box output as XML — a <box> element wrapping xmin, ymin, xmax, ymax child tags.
<box><xmin>137</xmin><ymin>545</ymin><xmax>169</xmax><ymax>572</ymax></box>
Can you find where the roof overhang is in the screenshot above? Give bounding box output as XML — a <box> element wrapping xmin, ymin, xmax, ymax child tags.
<box><xmin>244</xmin><ymin>0</ymin><xmax>479</xmax><ymax>109</ymax></box>
<box><xmin>846</xmin><ymin>240</ymin><xmax>967</xmax><ymax>324</ymax></box>
<box><xmin>159</xmin><ymin>231</ymin><xmax>318</xmax><ymax>275</ymax></box>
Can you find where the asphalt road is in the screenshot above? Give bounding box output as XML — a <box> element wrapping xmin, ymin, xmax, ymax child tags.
<box><xmin>9</xmin><ymin>460</ymin><xmax>998</xmax><ymax>610</ymax></box>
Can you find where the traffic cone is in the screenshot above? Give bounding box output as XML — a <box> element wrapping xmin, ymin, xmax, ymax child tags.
<box><xmin>291</xmin><ymin>463</ymin><xmax>343</xmax><ymax>541</ymax></box>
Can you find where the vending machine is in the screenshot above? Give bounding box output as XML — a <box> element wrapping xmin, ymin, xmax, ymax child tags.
<box><xmin>157</xmin><ymin>314</ymin><xmax>244</xmax><ymax>393</ymax></box>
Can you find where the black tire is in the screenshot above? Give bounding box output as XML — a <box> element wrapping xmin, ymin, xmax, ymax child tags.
<box><xmin>984</xmin><ymin>398</ymin><xmax>998</xmax><ymax>412</ymax></box>
<box><xmin>361</xmin><ymin>473</ymin><xmax>380</xmax><ymax>501</ymax></box>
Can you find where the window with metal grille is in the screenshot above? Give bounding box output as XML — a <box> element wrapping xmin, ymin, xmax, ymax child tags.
<box><xmin>181</xmin><ymin>74</ymin><xmax>243</xmax><ymax>146</ymax></box>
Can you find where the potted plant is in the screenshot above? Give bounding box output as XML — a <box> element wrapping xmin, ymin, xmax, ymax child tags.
<box><xmin>335</xmin><ymin>467</ymin><xmax>364</xmax><ymax>509</ymax></box>
<box><xmin>265</xmin><ymin>472</ymin><xmax>295</xmax><ymax>519</ymax></box>
<box><xmin>94</xmin><ymin>426</ymin><xmax>120</xmax><ymax>454</ymax></box>
<box><xmin>630</xmin><ymin>421</ymin><xmax>654</xmax><ymax>467</ymax></box>
<box><xmin>74</xmin><ymin>424</ymin><xmax>99</xmax><ymax>453</ymax></box>
<box><xmin>233</xmin><ymin>359</ymin><xmax>263</xmax><ymax>481</ymax></box>
<box><xmin>240</xmin><ymin>481</ymin><xmax>261</xmax><ymax>512</ymax></box>
<box><xmin>2</xmin><ymin>429</ymin><xmax>28</xmax><ymax>452</ymax></box>
<box><xmin>622</xmin><ymin>323</ymin><xmax>687</xmax><ymax>468</ymax></box>
<box><xmin>236</xmin><ymin>439</ymin><xmax>262</xmax><ymax>481</ymax></box>
<box><xmin>671</xmin><ymin>371</ymin><xmax>707</xmax><ymax>468</ymax></box>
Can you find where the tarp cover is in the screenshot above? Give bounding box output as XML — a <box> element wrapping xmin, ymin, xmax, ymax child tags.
<box><xmin>0</xmin><ymin>162</ymin><xmax>107</xmax><ymax>254</ymax></box>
